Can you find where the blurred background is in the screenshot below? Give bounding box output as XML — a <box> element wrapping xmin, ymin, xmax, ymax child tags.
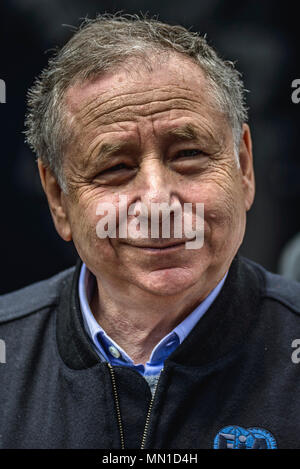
<box><xmin>1</xmin><ymin>0</ymin><xmax>300</xmax><ymax>294</ymax></box>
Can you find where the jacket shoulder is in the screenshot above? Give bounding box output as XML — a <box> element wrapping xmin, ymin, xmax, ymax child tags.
<box><xmin>243</xmin><ymin>256</ymin><xmax>300</xmax><ymax>314</ymax></box>
<box><xmin>0</xmin><ymin>266</ymin><xmax>76</xmax><ymax>323</ymax></box>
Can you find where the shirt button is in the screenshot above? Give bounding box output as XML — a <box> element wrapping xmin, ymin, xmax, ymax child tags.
<box><xmin>167</xmin><ymin>338</ymin><xmax>177</xmax><ymax>346</ymax></box>
<box><xmin>108</xmin><ymin>345</ymin><xmax>121</xmax><ymax>358</ymax></box>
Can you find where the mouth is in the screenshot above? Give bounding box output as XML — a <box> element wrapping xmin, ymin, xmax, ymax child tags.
<box><xmin>125</xmin><ymin>240</ymin><xmax>188</xmax><ymax>253</ymax></box>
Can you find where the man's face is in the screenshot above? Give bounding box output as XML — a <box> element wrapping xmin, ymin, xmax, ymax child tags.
<box><xmin>47</xmin><ymin>54</ymin><xmax>254</xmax><ymax>298</ymax></box>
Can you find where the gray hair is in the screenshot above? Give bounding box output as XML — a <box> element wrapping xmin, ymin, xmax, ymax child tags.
<box><xmin>25</xmin><ymin>13</ymin><xmax>248</xmax><ymax>192</ymax></box>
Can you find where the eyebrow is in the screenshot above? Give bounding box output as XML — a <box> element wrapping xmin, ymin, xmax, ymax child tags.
<box><xmin>163</xmin><ymin>124</ymin><xmax>202</xmax><ymax>141</ymax></box>
<box><xmin>91</xmin><ymin>123</ymin><xmax>209</xmax><ymax>166</ymax></box>
<box><xmin>85</xmin><ymin>141</ymin><xmax>125</xmax><ymax>170</ymax></box>
<box><xmin>98</xmin><ymin>142</ymin><xmax>124</xmax><ymax>159</ymax></box>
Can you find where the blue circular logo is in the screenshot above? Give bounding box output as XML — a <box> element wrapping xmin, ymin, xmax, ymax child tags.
<box><xmin>213</xmin><ymin>425</ymin><xmax>277</xmax><ymax>449</ymax></box>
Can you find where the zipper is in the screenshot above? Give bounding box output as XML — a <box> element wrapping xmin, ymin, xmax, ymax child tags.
<box><xmin>107</xmin><ymin>362</ymin><xmax>164</xmax><ymax>449</ymax></box>
<box><xmin>140</xmin><ymin>368</ymin><xmax>163</xmax><ymax>449</ymax></box>
<box><xmin>107</xmin><ymin>363</ymin><xmax>125</xmax><ymax>449</ymax></box>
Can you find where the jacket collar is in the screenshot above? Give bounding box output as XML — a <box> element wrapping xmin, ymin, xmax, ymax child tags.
<box><xmin>167</xmin><ymin>253</ymin><xmax>263</xmax><ymax>367</ymax></box>
<box><xmin>56</xmin><ymin>257</ymin><xmax>100</xmax><ymax>369</ymax></box>
<box><xmin>56</xmin><ymin>253</ymin><xmax>262</xmax><ymax>370</ymax></box>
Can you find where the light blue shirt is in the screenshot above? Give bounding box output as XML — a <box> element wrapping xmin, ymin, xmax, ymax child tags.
<box><xmin>79</xmin><ymin>263</ymin><xmax>227</xmax><ymax>379</ymax></box>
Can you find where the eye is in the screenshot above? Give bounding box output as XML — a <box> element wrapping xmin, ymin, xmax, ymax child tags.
<box><xmin>175</xmin><ymin>149</ymin><xmax>206</xmax><ymax>159</ymax></box>
<box><xmin>93</xmin><ymin>162</ymin><xmax>137</xmax><ymax>186</ymax></box>
<box><xmin>170</xmin><ymin>148</ymin><xmax>210</xmax><ymax>175</ymax></box>
<box><xmin>103</xmin><ymin>163</ymin><xmax>129</xmax><ymax>173</ymax></box>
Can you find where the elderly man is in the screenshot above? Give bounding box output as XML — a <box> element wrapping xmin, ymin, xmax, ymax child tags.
<box><xmin>0</xmin><ymin>14</ymin><xmax>299</xmax><ymax>450</ymax></box>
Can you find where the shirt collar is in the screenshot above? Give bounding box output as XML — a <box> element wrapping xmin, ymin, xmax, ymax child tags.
<box><xmin>79</xmin><ymin>263</ymin><xmax>227</xmax><ymax>372</ymax></box>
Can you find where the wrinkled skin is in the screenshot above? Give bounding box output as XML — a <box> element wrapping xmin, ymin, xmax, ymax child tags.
<box><xmin>38</xmin><ymin>54</ymin><xmax>255</xmax><ymax>363</ymax></box>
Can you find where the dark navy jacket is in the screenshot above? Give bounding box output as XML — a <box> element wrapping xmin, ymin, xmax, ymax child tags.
<box><xmin>1</xmin><ymin>254</ymin><xmax>300</xmax><ymax>449</ymax></box>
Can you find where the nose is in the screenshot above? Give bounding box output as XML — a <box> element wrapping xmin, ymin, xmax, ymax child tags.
<box><xmin>126</xmin><ymin>156</ymin><xmax>183</xmax><ymax>241</ymax></box>
<box><xmin>138</xmin><ymin>158</ymin><xmax>174</xmax><ymax>208</ymax></box>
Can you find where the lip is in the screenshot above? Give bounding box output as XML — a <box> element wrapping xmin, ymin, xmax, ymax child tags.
<box><xmin>125</xmin><ymin>240</ymin><xmax>188</xmax><ymax>252</ymax></box>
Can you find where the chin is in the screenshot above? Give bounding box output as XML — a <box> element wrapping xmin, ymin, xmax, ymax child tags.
<box><xmin>138</xmin><ymin>267</ymin><xmax>199</xmax><ymax>296</ymax></box>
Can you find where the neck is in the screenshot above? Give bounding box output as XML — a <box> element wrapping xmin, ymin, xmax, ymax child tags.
<box><xmin>89</xmin><ymin>273</ymin><xmax>222</xmax><ymax>365</ymax></box>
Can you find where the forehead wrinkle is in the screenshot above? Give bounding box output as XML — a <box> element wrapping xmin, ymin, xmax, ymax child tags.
<box><xmin>79</xmin><ymin>97</ymin><xmax>205</xmax><ymax>131</ymax></box>
<box><xmin>71</xmin><ymin>84</ymin><xmax>203</xmax><ymax>124</ymax></box>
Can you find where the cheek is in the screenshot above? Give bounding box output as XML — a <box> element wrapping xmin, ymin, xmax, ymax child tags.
<box><xmin>187</xmin><ymin>179</ymin><xmax>240</xmax><ymax>224</ymax></box>
<box><xmin>69</xmin><ymin>189</ymin><xmax>120</xmax><ymax>239</ymax></box>
<box><xmin>66</xmin><ymin>198</ymin><xmax>114</xmax><ymax>263</ymax></box>
<box><xmin>186</xmin><ymin>177</ymin><xmax>246</xmax><ymax>254</ymax></box>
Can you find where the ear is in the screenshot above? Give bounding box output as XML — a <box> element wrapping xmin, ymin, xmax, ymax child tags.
<box><xmin>37</xmin><ymin>158</ymin><xmax>72</xmax><ymax>241</ymax></box>
<box><xmin>238</xmin><ymin>123</ymin><xmax>255</xmax><ymax>211</ymax></box>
